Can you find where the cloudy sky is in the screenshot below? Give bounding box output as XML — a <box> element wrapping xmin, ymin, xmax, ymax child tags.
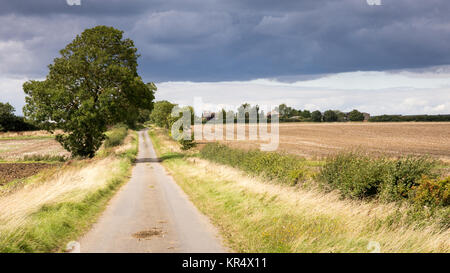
<box><xmin>1</xmin><ymin>0</ymin><xmax>449</xmax><ymax>115</ymax></box>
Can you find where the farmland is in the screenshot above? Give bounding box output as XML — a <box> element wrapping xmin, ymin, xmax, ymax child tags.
<box><xmin>199</xmin><ymin>122</ymin><xmax>450</xmax><ymax>161</ymax></box>
<box><xmin>148</xmin><ymin>126</ymin><xmax>450</xmax><ymax>252</ymax></box>
<box><xmin>0</xmin><ymin>127</ymin><xmax>138</xmax><ymax>252</ymax></box>
<box><xmin>0</xmin><ymin>131</ymin><xmax>69</xmax><ymax>186</ymax></box>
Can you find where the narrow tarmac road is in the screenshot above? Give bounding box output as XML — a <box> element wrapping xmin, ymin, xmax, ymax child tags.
<box><xmin>78</xmin><ymin>129</ymin><xmax>226</xmax><ymax>253</ymax></box>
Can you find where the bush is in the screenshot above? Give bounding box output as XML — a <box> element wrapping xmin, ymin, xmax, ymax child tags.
<box><xmin>318</xmin><ymin>152</ymin><xmax>437</xmax><ymax>201</ymax></box>
<box><xmin>149</xmin><ymin>101</ymin><xmax>176</xmax><ymax>128</ymax></box>
<box><xmin>179</xmin><ymin>133</ymin><xmax>196</xmax><ymax>150</ymax></box>
<box><xmin>200</xmin><ymin>143</ymin><xmax>308</xmax><ymax>185</ymax></box>
<box><xmin>318</xmin><ymin>153</ymin><xmax>389</xmax><ymax>198</ymax></box>
<box><xmin>413</xmin><ymin>176</ymin><xmax>449</xmax><ymax>207</ymax></box>
<box><xmin>22</xmin><ymin>154</ymin><xmax>68</xmax><ymax>162</ymax></box>
<box><xmin>104</xmin><ymin>124</ymin><xmax>128</xmax><ymax>148</ymax></box>
<box><xmin>379</xmin><ymin>156</ymin><xmax>437</xmax><ymax>201</ymax></box>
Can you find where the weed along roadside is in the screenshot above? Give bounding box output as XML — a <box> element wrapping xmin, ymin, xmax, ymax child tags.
<box><xmin>148</xmin><ymin>127</ymin><xmax>450</xmax><ymax>253</ymax></box>
<box><xmin>0</xmin><ymin>127</ymin><xmax>138</xmax><ymax>252</ymax></box>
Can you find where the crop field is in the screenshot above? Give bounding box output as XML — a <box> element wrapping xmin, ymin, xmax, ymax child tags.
<box><xmin>0</xmin><ymin>163</ymin><xmax>55</xmax><ymax>186</ymax></box>
<box><xmin>198</xmin><ymin>122</ymin><xmax>450</xmax><ymax>161</ymax></box>
<box><xmin>0</xmin><ymin>136</ymin><xmax>68</xmax><ymax>162</ymax></box>
<box><xmin>0</xmin><ymin>131</ymin><xmax>68</xmax><ymax>186</ymax></box>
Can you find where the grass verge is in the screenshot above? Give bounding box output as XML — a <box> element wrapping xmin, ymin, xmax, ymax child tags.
<box><xmin>0</xmin><ymin>135</ymin><xmax>55</xmax><ymax>141</ymax></box>
<box><xmin>0</xmin><ymin>131</ymin><xmax>138</xmax><ymax>252</ymax></box>
<box><xmin>149</xmin><ymin>128</ymin><xmax>449</xmax><ymax>253</ymax></box>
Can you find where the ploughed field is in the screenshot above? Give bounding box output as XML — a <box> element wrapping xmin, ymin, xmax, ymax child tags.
<box><xmin>0</xmin><ymin>131</ymin><xmax>68</xmax><ymax>185</ymax></box>
<box><xmin>198</xmin><ymin>122</ymin><xmax>450</xmax><ymax>160</ymax></box>
<box><xmin>0</xmin><ymin>163</ymin><xmax>54</xmax><ymax>185</ymax></box>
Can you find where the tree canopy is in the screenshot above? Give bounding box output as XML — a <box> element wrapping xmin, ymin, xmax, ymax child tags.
<box><xmin>348</xmin><ymin>109</ymin><xmax>365</xmax><ymax>121</ymax></box>
<box><xmin>149</xmin><ymin>101</ymin><xmax>176</xmax><ymax>128</ymax></box>
<box><xmin>323</xmin><ymin>110</ymin><xmax>338</xmax><ymax>122</ymax></box>
<box><xmin>23</xmin><ymin>26</ymin><xmax>155</xmax><ymax>157</ymax></box>
<box><xmin>0</xmin><ymin>102</ymin><xmax>37</xmax><ymax>132</ymax></box>
<box><xmin>311</xmin><ymin>110</ymin><xmax>322</xmax><ymax>122</ymax></box>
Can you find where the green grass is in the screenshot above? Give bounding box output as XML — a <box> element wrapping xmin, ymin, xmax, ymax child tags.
<box><xmin>0</xmin><ymin>171</ymin><xmax>128</xmax><ymax>252</ymax></box>
<box><xmin>0</xmin><ymin>131</ymin><xmax>139</xmax><ymax>253</ymax></box>
<box><xmin>318</xmin><ymin>152</ymin><xmax>438</xmax><ymax>201</ymax></box>
<box><xmin>163</xmin><ymin>158</ymin><xmax>348</xmax><ymax>252</ymax></box>
<box><xmin>200</xmin><ymin>143</ymin><xmax>315</xmax><ymax>186</ymax></box>
<box><xmin>104</xmin><ymin>124</ymin><xmax>128</xmax><ymax>148</ymax></box>
<box><xmin>148</xmin><ymin>130</ymin><xmax>162</xmax><ymax>154</ymax></box>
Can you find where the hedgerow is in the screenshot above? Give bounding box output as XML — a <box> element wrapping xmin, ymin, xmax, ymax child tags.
<box><xmin>104</xmin><ymin>124</ymin><xmax>128</xmax><ymax>148</ymax></box>
<box><xmin>318</xmin><ymin>152</ymin><xmax>441</xmax><ymax>203</ymax></box>
<box><xmin>413</xmin><ymin>176</ymin><xmax>449</xmax><ymax>207</ymax></box>
<box><xmin>199</xmin><ymin>143</ymin><xmax>308</xmax><ymax>185</ymax></box>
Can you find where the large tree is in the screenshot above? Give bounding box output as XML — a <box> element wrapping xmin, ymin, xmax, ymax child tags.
<box><xmin>311</xmin><ymin>110</ymin><xmax>322</xmax><ymax>122</ymax></box>
<box><xmin>149</xmin><ymin>101</ymin><xmax>176</xmax><ymax>128</ymax></box>
<box><xmin>23</xmin><ymin>26</ymin><xmax>155</xmax><ymax>157</ymax></box>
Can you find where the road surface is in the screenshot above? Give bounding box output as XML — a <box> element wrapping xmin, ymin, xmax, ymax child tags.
<box><xmin>77</xmin><ymin>129</ymin><xmax>226</xmax><ymax>253</ymax></box>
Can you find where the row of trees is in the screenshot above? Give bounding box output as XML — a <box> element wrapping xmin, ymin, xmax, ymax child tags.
<box><xmin>278</xmin><ymin>104</ymin><xmax>366</xmax><ymax>122</ymax></box>
<box><xmin>0</xmin><ymin>102</ymin><xmax>37</xmax><ymax>132</ymax></box>
<box><xmin>147</xmin><ymin>101</ymin><xmax>368</xmax><ymax>125</ymax></box>
<box><xmin>369</xmin><ymin>114</ymin><xmax>450</xmax><ymax>122</ymax></box>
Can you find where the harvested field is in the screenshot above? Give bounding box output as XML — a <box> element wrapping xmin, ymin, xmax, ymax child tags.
<box><xmin>0</xmin><ymin>130</ymin><xmax>63</xmax><ymax>139</ymax></box>
<box><xmin>0</xmin><ymin>163</ymin><xmax>55</xmax><ymax>185</ymax></box>
<box><xmin>196</xmin><ymin>122</ymin><xmax>450</xmax><ymax>160</ymax></box>
<box><xmin>0</xmin><ymin>138</ymin><xmax>69</xmax><ymax>161</ymax></box>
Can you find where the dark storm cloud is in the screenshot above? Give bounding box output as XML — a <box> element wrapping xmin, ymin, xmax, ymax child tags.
<box><xmin>1</xmin><ymin>0</ymin><xmax>450</xmax><ymax>81</ymax></box>
<box><xmin>0</xmin><ymin>0</ymin><xmax>152</xmax><ymax>16</ymax></box>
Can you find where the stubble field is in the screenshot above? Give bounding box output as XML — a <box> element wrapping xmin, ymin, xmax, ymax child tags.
<box><xmin>199</xmin><ymin>122</ymin><xmax>450</xmax><ymax>161</ymax></box>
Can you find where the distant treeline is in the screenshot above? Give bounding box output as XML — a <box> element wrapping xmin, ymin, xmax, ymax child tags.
<box><xmin>0</xmin><ymin>102</ymin><xmax>37</xmax><ymax>132</ymax></box>
<box><xmin>369</xmin><ymin>114</ymin><xmax>450</xmax><ymax>122</ymax></box>
<box><xmin>148</xmin><ymin>100</ymin><xmax>450</xmax><ymax>126</ymax></box>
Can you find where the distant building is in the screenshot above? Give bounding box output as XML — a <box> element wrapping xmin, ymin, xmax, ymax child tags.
<box><xmin>342</xmin><ymin>111</ymin><xmax>371</xmax><ymax>122</ymax></box>
<box><xmin>202</xmin><ymin>111</ymin><xmax>215</xmax><ymax>122</ymax></box>
<box><xmin>363</xmin><ymin>113</ymin><xmax>370</xmax><ymax>121</ymax></box>
<box><xmin>266</xmin><ymin>110</ymin><xmax>279</xmax><ymax>118</ymax></box>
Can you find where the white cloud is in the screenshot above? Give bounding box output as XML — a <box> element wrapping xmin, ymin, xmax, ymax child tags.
<box><xmin>2</xmin><ymin>69</ymin><xmax>449</xmax><ymax>117</ymax></box>
<box><xmin>156</xmin><ymin>70</ymin><xmax>450</xmax><ymax>115</ymax></box>
<box><xmin>0</xmin><ymin>40</ymin><xmax>36</xmax><ymax>75</ymax></box>
<box><xmin>0</xmin><ymin>76</ymin><xmax>32</xmax><ymax>115</ymax></box>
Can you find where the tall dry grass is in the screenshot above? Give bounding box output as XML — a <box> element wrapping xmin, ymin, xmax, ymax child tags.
<box><xmin>0</xmin><ymin>157</ymin><xmax>122</xmax><ymax>231</ymax></box>
<box><xmin>0</xmin><ymin>131</ymin><xmax>138</xmax><ymax>252</ymax></box>
<box><xmin>0</xmin><ymin>130</ymin><xmax>63</xmax><ymax>138</ymax></box>
<box><xmin>178</xmin><ymin>157</ymin><xmax>449</xmax><ymax>252</ymax></box>
<box><xmin>147</xmin><ymin>126</ymin><xmax>449</xmax><ymax>252</ymax></box>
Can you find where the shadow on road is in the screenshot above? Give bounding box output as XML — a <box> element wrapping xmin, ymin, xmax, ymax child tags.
<box><xmin>136</xmin><ymin>153</ymin><xmax>185</xmax><ymax>163</ymax></box>
<box><xmin>135</xmin><ymin>158</ymin><xmax>161</xmax><ymax>163</ymax></box>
